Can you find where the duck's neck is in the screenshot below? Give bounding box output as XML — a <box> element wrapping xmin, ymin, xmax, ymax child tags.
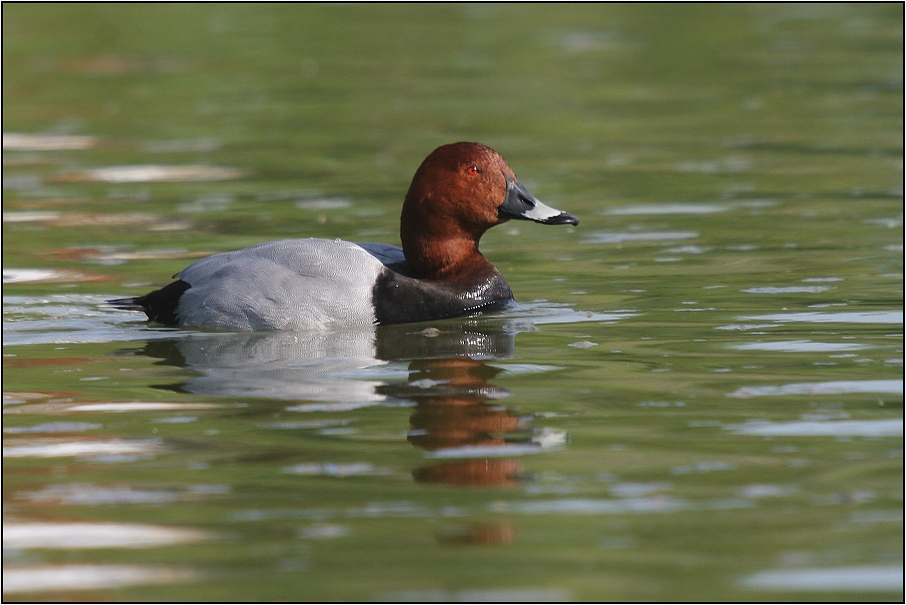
<box><xmin>400</xmin><ymin>214</ymin><xmax>495</xmax><ymax>281</ymax></box>
<box><xmin>401</xmin><ymin>230</ymin><xmax>494</xmax><ymax>281</ymax></box>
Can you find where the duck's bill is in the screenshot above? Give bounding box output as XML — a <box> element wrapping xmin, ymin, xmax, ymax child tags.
<box><xmin>498</xmin><ymin>173</ymin><xmax>579</xmax><ymax>226</ymax></box>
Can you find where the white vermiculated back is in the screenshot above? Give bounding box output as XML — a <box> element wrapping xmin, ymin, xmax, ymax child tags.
<box><xmin>176</xmin><ymin>238</ymin><xmax>393</xmax><ymax>330</ymax></box>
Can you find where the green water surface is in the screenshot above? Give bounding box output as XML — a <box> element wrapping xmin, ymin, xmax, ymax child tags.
<box><xmin>3</xmin><ymin>4</ymin><xmax>903</xmax><ymax>602</ymax></box>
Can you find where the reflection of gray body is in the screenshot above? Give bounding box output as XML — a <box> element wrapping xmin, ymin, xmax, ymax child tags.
<box><xmin>157</xmin><ymin>322</ymin><xmax>518</xmax><ymax>402</ymax></box>
<box><xmin>169</xmin><ymin>330</ymin><xmax>386</xmax><ymax>402</ymax></box>
<box><xmin>134</xmin><ymin>303</ymin><xmax>613</xmax><ymax>401</ymax></box>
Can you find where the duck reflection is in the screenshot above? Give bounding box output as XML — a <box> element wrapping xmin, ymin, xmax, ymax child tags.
<box><xmin>134</xmin><ymin>329</ymin><xmax>387</xmax><ymax>404</ymax></box>
<box><xmin>378</xmin><ymin>357</ymin><xmax>525</xmax><ymax>488</ymax></box>
<box><xmin>436</xmin><ymin>521</ymin><xmax>518</xmax><ymax>546</ymax></box>
<box><xmin>125</xmin><ymin>318</ymin><xmax>551</xmax><ymax>489</ymax></box>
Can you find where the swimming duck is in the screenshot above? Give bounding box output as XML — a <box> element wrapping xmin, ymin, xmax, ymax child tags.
<box><xmin>112</xmin><ymin>142</ymin><xmax>578</xmax><ymax>330</ymax></box>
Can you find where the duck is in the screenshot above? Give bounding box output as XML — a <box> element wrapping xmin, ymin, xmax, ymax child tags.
<box><xmin>111</xmin><ymin>142</ymin><xmax>578</xmax><ymax>331</ymax></box>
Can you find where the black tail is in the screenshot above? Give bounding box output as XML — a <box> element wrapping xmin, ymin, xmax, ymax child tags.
<box><xmin>108</xmin><ymin>297</ymin><xmax>144</xmax><ymax>311</ymax></box>
<box><xmin>108</xmin><ymin>280</ymin><xmax>191</xmax><ymax>327</ymax></box>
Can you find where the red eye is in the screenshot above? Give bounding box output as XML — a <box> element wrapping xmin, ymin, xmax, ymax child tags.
<box><xmin>466</xmin><ymin>165</ymin><xmax>480</xmax><ymax>175</ymax></box>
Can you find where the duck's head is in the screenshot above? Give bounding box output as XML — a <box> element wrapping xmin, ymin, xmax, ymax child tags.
<box><xmin>403</xmin><ymin>141</ymin><xmax>576</xmax><ymax>233</ymax></box>
<box><xmin>400</xmin><ymin>142</ymin><xmax>578</xmax><ymax>278</ymax></box>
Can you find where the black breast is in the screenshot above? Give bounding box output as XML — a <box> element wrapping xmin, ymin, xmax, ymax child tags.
<box><xmin>372</xmin><ymin>268</ymin><xmax>514</xmax><ymax>325</ymax></box>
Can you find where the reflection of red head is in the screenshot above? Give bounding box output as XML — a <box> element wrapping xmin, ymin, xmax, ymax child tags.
<box><xmin>408</xmin><ymin>401</ymin><xmax>523</xmax><ymax>450</ymax></box>
<box><xmin>413</xmin><ymin>459</ymin><xmax>522</xmax><ymax>488</ymax></box>
<box><xmin>400</xmin><ymin>357</ymin><xmax>528</xmax><ymax>488</ymax></box>
<box><xmin>437</xmin><ymin>521</ymin><xmax>518</xmax><ymax>546</ymax></box>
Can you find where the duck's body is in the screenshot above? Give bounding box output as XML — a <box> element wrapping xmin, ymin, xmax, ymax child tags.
<box><xmin>113</xmin><ymin>142</ymin><xmax>577</xmax><ymax>330</ymax></box>
<box><xmin>135</xmin><ymin>238</ymin><xmax>513</xmax><ymax>331</ymax></box>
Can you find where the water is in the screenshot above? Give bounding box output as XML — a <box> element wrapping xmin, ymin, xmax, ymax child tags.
<box><xmin>3</xmin><ymin>4</ymin><xmax>903</xmax><ymax>601</ymax></box>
